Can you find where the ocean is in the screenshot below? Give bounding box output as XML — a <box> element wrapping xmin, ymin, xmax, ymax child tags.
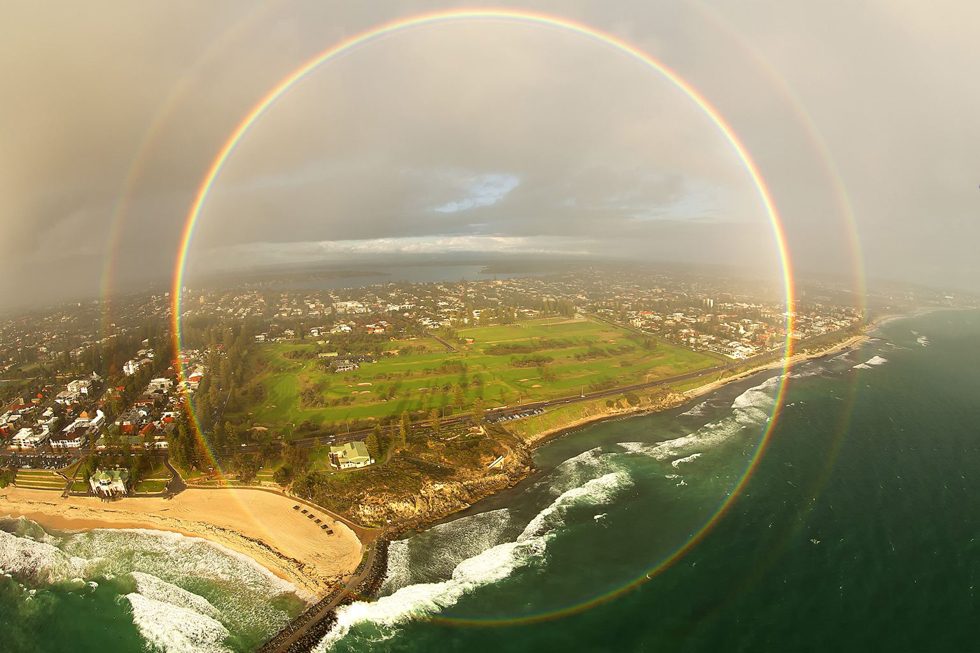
<box><xmin>2</xmin><ymin>308</ymin><xmax>977</xmax><ymax>652</ymax></box>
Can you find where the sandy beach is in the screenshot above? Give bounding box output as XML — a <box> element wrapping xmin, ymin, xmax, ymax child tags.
<box><xmin>0</xmin><ymin>486</ymin><xmax>363</xmax><ymax>598</ymax></box>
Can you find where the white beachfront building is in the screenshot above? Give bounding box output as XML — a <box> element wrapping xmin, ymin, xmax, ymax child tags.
<box><xmin>89</xmin><ymin>469</ymin><xmax>129</xmax><ymax>497</ymax></box>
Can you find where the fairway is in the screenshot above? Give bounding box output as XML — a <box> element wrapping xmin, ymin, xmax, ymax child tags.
<box><xmin>236</xmin><ymin>317</ymin><xmax>718</xmax><ymax>432</ymax></box>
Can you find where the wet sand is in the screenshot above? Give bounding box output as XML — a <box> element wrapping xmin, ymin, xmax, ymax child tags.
<box><xmin>0</xmin><ymin>486</ymin><xmax>363</xmax><ymax>598</ymax></box>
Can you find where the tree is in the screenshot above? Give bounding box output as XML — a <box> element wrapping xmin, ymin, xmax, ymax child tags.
<box><xmin>398</xmin><ymin>411</ymin><xmax>410</xmax><ymax>448</ymax></box>
<box><xmin>365</xmin><ymin>426</ymin><xmax>381</xmax><ymax>461</ymax></box>
<box><xmin>429</xmin><ymin>408</ymin><xmax>441</xmax><ymax>435</ymax></box>
<box><xmin>272</xmin><ymin>465</ymin><xmax>293</xmax><ymax>486</ymax></box>
<box><xmin>453</xmin><ymin>384</ymin><xmax>465</xmax><ymax>407</ymax></box>
<box><xmin>283</xmin><ymin>443</ymin><xmax>309</xmax><ymax>473</ymax></box>
<box><xmin>472</xmin><ymin>398</ymin><xmax>486</xmax><ymax>425</ymax></box>
<box><xmin>233</xmin><ymin>454</ymin><xmax>258</xmax><ymax>484</ymax></box>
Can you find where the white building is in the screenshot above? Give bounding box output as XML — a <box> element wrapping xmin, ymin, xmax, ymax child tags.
<box><xmin>12</xmin><ymin>427</ymin><xmax>48</xmax><ymax>449</ymax></box>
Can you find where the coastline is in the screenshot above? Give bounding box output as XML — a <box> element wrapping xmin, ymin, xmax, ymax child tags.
<box><xmin>0</xmin><ymin>486</ymin><xmax>363</xmax><ymax>599</ymax></box>
<box><xmin>1</xmin><ymin>310</ymin><xmax>933</xmax><ymax>647</ymax></box>
<box><xmin>518</xmin><ymin>327</ymin><xmax>880</xmax><ymax>448</ymax></box>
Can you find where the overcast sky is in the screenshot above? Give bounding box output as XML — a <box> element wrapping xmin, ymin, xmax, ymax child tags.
<box><xmin>1</xmin><ymin>0</ymin><xmax>977</xmax><ymax>310</ymax></box>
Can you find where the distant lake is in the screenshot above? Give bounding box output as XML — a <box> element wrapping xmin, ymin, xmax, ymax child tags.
<box><xmin>269</xmin><ymin>265</ymin><xmax>539</xmax><ymax>292</ymax></box>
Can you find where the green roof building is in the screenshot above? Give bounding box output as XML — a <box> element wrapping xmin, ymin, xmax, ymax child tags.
<box><xmin>329</xmin><ymin>441</ymin><xmax>374</xmax><ymax>469</ymax></box>
<box><xmin>89</xmin><ymin>468</ymin><xmax>130</xmax><ymax>496</ymax></box>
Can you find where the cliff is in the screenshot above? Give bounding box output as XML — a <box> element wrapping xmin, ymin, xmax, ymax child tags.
<box><xmin>350</xmin><ymin>444</ymin><xmax>532</xmax><ymax>529</ymax></box>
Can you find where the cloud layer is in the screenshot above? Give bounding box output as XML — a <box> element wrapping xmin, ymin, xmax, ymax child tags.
<box><xmin>2</xmin><ymin>1</ymin><xmax>977</xmax><ymax>308</ymax></box>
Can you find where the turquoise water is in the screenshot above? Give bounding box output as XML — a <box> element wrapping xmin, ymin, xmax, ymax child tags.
<box><xmin>2</xmin><ymin>309</ymin><xmax>976</xmax><ymax>652</ymax></box>
<box><xmin>0</xmin><ymin>520</ymin><xmax>308</xmax><ymax>652</ymax></box>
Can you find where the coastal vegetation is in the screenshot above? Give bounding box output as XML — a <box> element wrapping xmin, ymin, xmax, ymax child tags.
<box><xmin>228</xmin><ymin>317</ymin><xmax>716</xmax><ymax>436</ymax></box>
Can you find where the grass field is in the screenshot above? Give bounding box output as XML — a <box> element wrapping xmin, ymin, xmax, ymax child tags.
<box><xmin>14</xmin><ymin>469</ymin><xmax>66</xmax><ymax>490</ymax></box>
<box><xmin>134</xmin><ymin>463</ymin><xmax>172</xmax><ymax>494</ymax></box>
<box><xmin>133</xmin><ymin>479</ymin><xmax>168</xmax><ymax>493</ymax></box>
<box><xmin>234</xmin><ymin>317</ymin><xmax>718</xmax><ymax>434</ymax></box>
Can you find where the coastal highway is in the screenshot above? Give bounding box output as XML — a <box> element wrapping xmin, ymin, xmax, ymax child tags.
<box><xmin>271</xmin><ymin>349</ymin><xmax>781</xmax><ymax>450</ymax></box>
<box><xmin>277</xmin><ymin>327</ymin><xmax>855</xmax><ymax>450</ymax></box>
<box><xmin>50</xmin><ymin>330</ymin><xmax>852</xmax><ymax>462</ymax></box>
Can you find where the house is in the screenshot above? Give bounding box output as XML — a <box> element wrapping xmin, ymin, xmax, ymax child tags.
<box><xmin>11</xmin><ymin>427</ymin><xmax>48</xmax><ymax>449</ymax></box>
<box><xmin>123</xmin><ymin>359</ymin><xmax>141</xmax><ymax>376</ymax></box>
<box><xmin>147</xmin><ymin>378</ymin><xmax>172</xmax><ymax>394</ymax></box>
<box><xmin>328</xmin><ymin>441</ymin><xmax>374</xmax><ymax>469</ymax></box>
<box><xmin>89</xmin><ymin>469</ymin><xmax>129</xmax><ymax>498</ymax></box>
<box><xmin>50</xmin><ymin>430</ymin><xmax>86</xmax><ymax>449</ymax></box>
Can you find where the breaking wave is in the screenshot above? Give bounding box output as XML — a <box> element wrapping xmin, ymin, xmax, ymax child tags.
<box><xmin>519</xmin><ymin>472</ymin><xmax>632</xmax><ymax>541</ymax></box>
<box><xmin>538</xmin><ymin>446</ymin><xmax>622</xmax><ymax>496</ymax></box>
<box><xmin>619</xmin><ymin>374</ymin><xmax>780</xmax><ymax>463</ymax></box>
<box><xmin>126</xmin><ymin>592</ymin><xmax>231</xmax><ymax>653</ymax></box>
<box><xmin>381</xmin><ymin>508</ymin><xmax>512</xmax><ymax>594</ymax></box>
<box><xmin>315</xmin><ymin>472</ymin><xmax>632</xmax><ymax>649</ymax></box>
<box><xmin>0</xmin><ymin>517</ymin><xmax>306</xmax><ymax>651</ymax></box>
<box><xmin>682</xmin><ymin>400</ymin><xmax>709</xmax><ymax>417</ymax></box>
<box><xmin>853</xmin><ymin>355</ymin><xmax>889</xmax><ymax>370</ymax></box>
<box><xmin>671</xmin><ymin>453</ymin><xmax>702</xmax><ymax>468</ymax></box>
<box><xmin>130</xmin><ymin>571</ymin><xmax>222</xmax><ymax>620</ymax></box>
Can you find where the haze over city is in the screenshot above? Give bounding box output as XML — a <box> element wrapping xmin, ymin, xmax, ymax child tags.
<box><xmin>3</xmin><ymin>1</ymin><xmax>979</xmax><ymax>310</ymax></box>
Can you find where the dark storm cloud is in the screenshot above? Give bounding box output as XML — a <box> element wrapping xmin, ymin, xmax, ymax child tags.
<box><xmin>1</xmin><ymin>0</ymin><xmax>977</xmax><ymax>309</ymax></box>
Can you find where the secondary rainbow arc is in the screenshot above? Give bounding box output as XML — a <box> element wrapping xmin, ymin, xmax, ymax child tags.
<box><xmin>170</xmin><ymin>8</ymin><xmax>798</xmax><ymax>625</ymax></box>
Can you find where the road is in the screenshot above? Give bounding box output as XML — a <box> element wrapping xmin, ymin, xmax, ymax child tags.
<box><xmin>44</xmin><ymin>328</ymin><xmax>854</xmax><ymax>466</ymax></box>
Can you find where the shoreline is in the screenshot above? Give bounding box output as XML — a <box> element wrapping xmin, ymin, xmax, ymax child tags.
<box><xmin>0</xmin><ymin>486</ymin><xmax>363</xmax><ymax>599</ymax></box>
<box><xmin>519</xmin><ymin>326</ymin><xmax>881</xmax><ymax>449</ymax></box>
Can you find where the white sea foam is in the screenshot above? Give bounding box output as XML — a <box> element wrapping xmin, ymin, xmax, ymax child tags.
<box><xmin>617</xmin><ymin>375</ymin><xmax>779</xmax><ymax>466</ymax></box>
<box><xmin>379</xmin><ymin>539</ymin><xmax>412</xmax><ymax>596</ymax></box>
<box><xmin>1</xmin><ymin>518</ymin><xmax>303</xmax><ymax>648</ymax></box>
<box><xmin>519</xmin><ymin>472</ymin><xmax>632</xmax><ymax>541</ymax></box>
<box><xmin>316</xmin><ymin>535</ymin><xmax>548</xmax><ymax>649</ymax></box>
<box><xmin>130</xmin><ymin>571</ymin><xmax>222</xmax><ymax>620</ymax></box>
<box><xmin>681</xmin><ymin>401</ymin><xmax>709</xmax><ymax>417</ymax></box>
<box><xmin>380</xmin><ymin>508</ymin><xmax>512</xmax><ymax>594</ymax></box>
<box><xmin>917</xmin><ymin>335</ymin><xmax>930</xmax><ymax>347</ymax></box>
<box><xmin>0</xmin><ymin>529</ymin><xmax>92</xmax><ymax>582</ymax></box>
<box><xmin>853</xmin><ymin>355</ymin><xmax>889</xmax><ymax>370</ymax></box>
<box><xmin>315</xmin><ymin>472</ymin><xmax>632</xmax><ymax>649</ymax></box>
<box><xmin>540</xmin><ymin>446</ymin><xmax>620</xmax><ymax>496</ymax></box>
<box><xmin>671</xmin><ymin>453</ymin><xmax>702</xmax><ymax>468</ymax></box>
<box><xmin>126</xmin><ymin>592</ymin><xmax>231</xmax><ymax>653</ymax></box>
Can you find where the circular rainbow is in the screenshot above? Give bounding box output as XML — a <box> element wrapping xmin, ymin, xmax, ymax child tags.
<box><xmin>171</xmin><ymin>8</ymin><xmax>798</xmax><ymax>624</ymax></box>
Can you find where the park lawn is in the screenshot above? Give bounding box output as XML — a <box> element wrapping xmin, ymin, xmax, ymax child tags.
<box><xmin>670</xmin><ymin>372</ymin><xmax>726</xmax><ymax>393</ymax></box>
<box><xmin>236</xmin><ymin>317</ymin><xmax>719</xmax><ymax>431</ymax></box>
<box><xmin>134</xmin><ymin>479</ymin><xmax>168</xmax><ymax>493</ymax></box>
<box><xmin>14</xmin><ymin>469</ymin><xmax>66</xmax><ymax>490</ymax></box>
